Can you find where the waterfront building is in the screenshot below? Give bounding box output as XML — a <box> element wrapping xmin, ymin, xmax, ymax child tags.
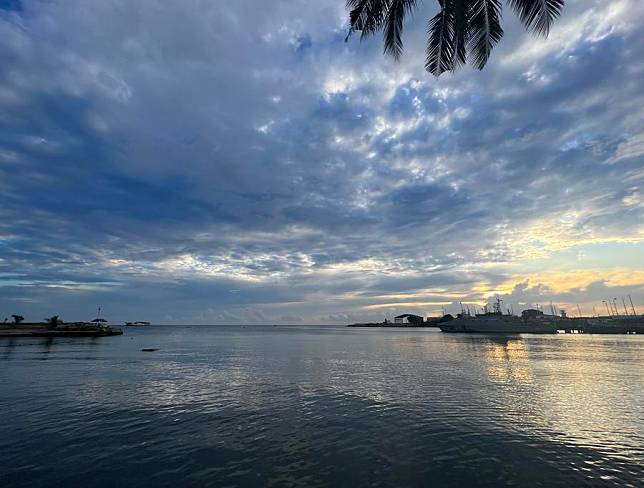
<box><xmin>394</xmin><ymin>314</ymin><xmax>424</xmax><ymax>325</ymax></box>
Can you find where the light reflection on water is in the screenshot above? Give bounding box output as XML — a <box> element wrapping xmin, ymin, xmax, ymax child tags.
<box><xmin>1</xmin><ymin>326</ymin><xmax>643</xmax><ymax>487</ymax></box>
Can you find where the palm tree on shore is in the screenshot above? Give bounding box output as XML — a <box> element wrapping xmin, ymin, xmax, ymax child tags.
<box><xmin>45</xmin><ymin>316</ymin><xmax>62</xmax><ymax>329</ymax></box>
<box><xmin>345</xmin><ymin>0</ymin><xmax>565</xmax><ymax>75</ymax></box>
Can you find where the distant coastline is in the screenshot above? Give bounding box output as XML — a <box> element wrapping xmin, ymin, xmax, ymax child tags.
<box><xmin>0</xmin><ymin>321</ymin><xmax>123</xmax><ymax>338</ymax></box>
<box><xmin>347</xmin><ymin>322</ymin><xmax>441</xmax><ymax>328</ymax></box>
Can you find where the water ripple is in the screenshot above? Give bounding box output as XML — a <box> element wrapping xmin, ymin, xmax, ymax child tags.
<box><xmin>1</xmin><ymin>327</ymin><xmax>643</xmax><ymax>487</ymax></box>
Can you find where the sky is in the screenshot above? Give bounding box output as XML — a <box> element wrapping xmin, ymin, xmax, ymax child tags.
<box><xmin>1</xmin><ymin>0</ymin><xmax>643</xmax><ymax>324</ymax></box>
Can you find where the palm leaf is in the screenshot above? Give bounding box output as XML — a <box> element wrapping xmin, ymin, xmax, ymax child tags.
<box><xmin>347</xmin><ymin>0</ymin><xmax>565</xmax><ymax>76</ymax></box>
<box><xmin>347</xmin><ymin>0</ymin><xmax>369</xmax><ymax>31</ymax></box>
<box><xmin>425</xmin><ymin>1</ymin><xmax>456</xmax><ymax>76</ymax></box>
<box><xmin>468</xmin><ymin>0</ymin><xmax>504</xmax><ymax>69</ymax></box>
<box><xmin>383</xmin><ymin>0</ymin><xmax>418</xmax><ymax>59</ymax></box>
<box><xmin>507</xmin><ymin>0</ymin><xmax>564</xmax><ymax>36</ymax></box>
<box><xmin>346</xmin><ymin>0</ymin><xmax>391</xmax><ymax>39</ymax></box>
<box><xmin>452</xmin><ymin>0</ymin><xmax>471</xmax><ymax>67</ymax></box>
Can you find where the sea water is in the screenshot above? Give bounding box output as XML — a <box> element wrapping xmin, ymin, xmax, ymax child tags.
<box><xmin>1</xmin><ymin>325</ymin><xmax>643</xmax><ymax>487</ymax></box>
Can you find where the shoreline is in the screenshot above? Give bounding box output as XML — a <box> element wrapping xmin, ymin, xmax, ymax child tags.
<box><xmin>0</xmin><ymin>325</ymin><xmax>123</xmax><ymax>338</ymax></box>
<box><xmin>347</xmin><ymin>323</ymin><xmax>441</xmax><ymax>328</ymax></box>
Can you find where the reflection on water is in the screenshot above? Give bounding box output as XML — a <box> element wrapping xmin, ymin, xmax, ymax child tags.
<box><xmin>1</xmin><ymin>326</ymin><xmax>643</xmax><ymax>487</ymax></box>
<box><xmin>483</xmin><ymin>337</ymin><xmax>534</xmax><ymax>385</ymax></box>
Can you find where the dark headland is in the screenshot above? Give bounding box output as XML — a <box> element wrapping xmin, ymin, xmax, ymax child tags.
<box><xmin>1</xmin><ymin>316</ymin><xmax>123</xmax><ymax>338</ymax></box>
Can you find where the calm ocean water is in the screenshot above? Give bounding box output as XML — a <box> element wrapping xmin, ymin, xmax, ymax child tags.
<box><xmin>1</xmin><ymin>325</ymin><xmax>643</xmax><ymax>487</ymax></box>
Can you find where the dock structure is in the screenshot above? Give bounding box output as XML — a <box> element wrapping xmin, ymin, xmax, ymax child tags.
<box><xmin>558</xmin><ymin>317</ymin><xmax>643</xmax><ymax>334</ymax></box>
<box><xmin>0</xmin><ymin>323</ymin><xmax>123</xmax><ymax>338</ymax></box>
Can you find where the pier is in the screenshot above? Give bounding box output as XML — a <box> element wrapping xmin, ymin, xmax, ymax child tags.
<box><xmin>0</xmin><ymin>324</ymin><xmax>123</xmax><ymax>338</ymax></box>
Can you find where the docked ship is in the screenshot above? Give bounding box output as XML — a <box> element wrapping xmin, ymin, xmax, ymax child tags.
<box><xmin>439</xmin><ymin>298</ymin><xmax>563</xmax><ymax>334</ymax></box>
<box><xmin>581</xmin><ymin>314</ymin><xmax>644</xmax><ymax>334</ymax></box>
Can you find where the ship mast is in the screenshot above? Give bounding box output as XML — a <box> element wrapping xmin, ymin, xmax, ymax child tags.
<box><xmin>603</xmin><ymin>300</ymin><xmax>611</xmax><ymax>317</ymax></box>
<box><xmin>493</xmin><ymin>297</ymin><xmax>503</xmax><ymax>315</ymax></box>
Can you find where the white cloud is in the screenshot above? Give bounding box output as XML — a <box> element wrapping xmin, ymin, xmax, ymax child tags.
<box><xmin>1</xmin><ymin>0</ymin><xmax>643</xmax><ymax>323</ymax></box>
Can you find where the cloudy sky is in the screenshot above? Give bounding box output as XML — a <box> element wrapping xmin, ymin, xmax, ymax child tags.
<box><xmin>1</xmin><ymin>0</ymin><xmax>643</xmax><ymax>324</ymax></box>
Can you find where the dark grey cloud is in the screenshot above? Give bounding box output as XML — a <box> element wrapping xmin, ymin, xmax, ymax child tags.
<box><xmin>1</xmin><ymin>0</ymin><xmax>643</xmax><ymax>323</ymax></box>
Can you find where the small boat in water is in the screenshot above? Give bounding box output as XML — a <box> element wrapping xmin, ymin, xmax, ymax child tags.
<box><xmin>125</xmin><ymin>321</ymin><xmax>151</xmax><ymax>326</ymax></box>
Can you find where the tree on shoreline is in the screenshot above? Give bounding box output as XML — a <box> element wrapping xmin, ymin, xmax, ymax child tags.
<box><xmin>45</xmin><ymin>316</ymin><xmax>62</xmax><ymax>329</ymax></box>
<box><xmin>11</xmin><ymin>314</ymin><xmax>24</xmax><ymax>324</ymax></box>
<box><xmin>345</xmin><ymin>0</ymin><xmax>565</xmax><ymax>76</ymax></box>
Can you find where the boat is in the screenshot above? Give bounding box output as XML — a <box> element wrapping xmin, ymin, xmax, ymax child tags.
<box><xmin>439</xmin><ymin>298</ymin><xmax>562</xmax><ymax>334</ymax></box>
<box><xmin>570</xmin><ymin>296</ymin><xmax>643</xmax><ymax>333</ymax></box>
<box><xmin>580</xmin><ymin>315</ymin><xmax>644</xmax><ymax>334</ymax></box>
<box><xmin>125</xmin><ymin>321</ymin><xmax>151</xmax><ymax>326</ymax></box>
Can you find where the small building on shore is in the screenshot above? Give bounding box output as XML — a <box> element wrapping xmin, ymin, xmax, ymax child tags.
<box><xmin>394</xmin><ymin>314</ymin><xmax>424</xmax><ymax>325</ymax></box>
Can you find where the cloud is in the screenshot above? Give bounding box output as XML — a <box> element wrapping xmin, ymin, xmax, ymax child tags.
<box><xmin>0</xmin><ymin>0</ymin><xmax>643</xmax><ymax>323</ymax></box>
<box><xmin>0</xmin><ymin>0</ymin><xmax>21</xmax><ymax>12</ymax></box>
<box><xmin>610</xmin><ymin>132</ymin><xmax>644</xmax><ymax>164</ymax></box>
